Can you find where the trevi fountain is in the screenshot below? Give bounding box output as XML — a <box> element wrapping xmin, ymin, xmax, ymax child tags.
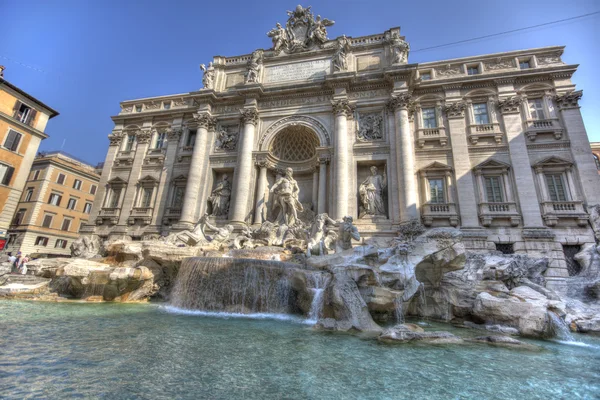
<box><xmin>2</xmin><ymin>5</ymin><xmax>600</xmax><ymax>399</ymax></box>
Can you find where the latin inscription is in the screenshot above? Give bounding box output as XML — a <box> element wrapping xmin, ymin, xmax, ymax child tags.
<box><xmin>264</xmin><ymin>59</ymin><xmax>330</xmax><ymax>83</ymax></box>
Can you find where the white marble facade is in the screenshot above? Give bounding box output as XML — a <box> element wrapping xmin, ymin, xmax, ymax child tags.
<box><xmin>83</xmin><ymin>6</ymin><xmax>600</xmax><ymax>290</ymax></box>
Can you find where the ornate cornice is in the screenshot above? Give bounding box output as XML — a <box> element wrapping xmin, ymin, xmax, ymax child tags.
<box><xmin>331</xmin><ymin>99</ymin><xmax>355</xmax><ymax>117</ymax></box>
<box><xmin>193</xmin><ymin>112</ymin><xmax>217</xmax><ymax>129</ymax></box>
<box><xmin>497</xmin><ymin>96</ymin><xmax>523</xmax><ymax>114</ymax></box>
<box><xmin>443</xmin><ymin>101</ymin><xmax>467</xmax><ymax>119</ymax></box>
<box><xmin>240</xmin><ymin>108</ymin><xmax>259</xmax><ymax>125</ymax></box>
<box><xmin>554</xmin><ymin>90</ymin><xmax>582</xmax><ymax>110</ymax></box>
<box><xmin>386</xmin><ymin>93</ymin><xmax>413</xmax><ymax>111</ymax></box>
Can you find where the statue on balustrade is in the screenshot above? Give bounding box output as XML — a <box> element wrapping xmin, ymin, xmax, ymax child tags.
<box><xmin>245</xmin><ymin>50</ymin><xmax>264</xmax><ymax>84</ymax></box>
<box><xmin>267</xmin><ymin>23</ymin><xmax>288</xmax><ymax>55</ymax></box>
<box><xmin>332</xmin><ymin>35</ymin><xmax>350</xmax><ymax>72</ymax></box>
<box><xmin>200</xmin><ymin>62</ymin><xmax>215</xmax><ymax>90</ymax></box>
<box><xmin>270</xmin><ymin>167</ymin><xmax>303</xmax><ymax>226</ymax></box>
<box><xmin>359</xmin><ymin>166</ymin><xmax>387</xmax><ymax>218</ymax></box>
<box><xmin>385</xmin><ymin>31</ymin><xmax>409</xmax><ymax>65</ymax></box>
<box><xmin>208</xmin><ymin>174</ymin><xmax>231</xmax><ymax>217</ymax></box>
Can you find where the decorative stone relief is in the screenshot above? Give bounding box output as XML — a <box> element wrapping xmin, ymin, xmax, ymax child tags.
<box><xmin>386</xmin><ymin>93</ymin><xmax>413</xmax><ymax>111</ymax></box>
<box><xmin>108</xmin><ymin>133</ymin><xmax>123</xmax><ymax>146</ymax></box>
<box><xmin>484</xmin><ymin>58</ymin><xmax>514</xmax><ymax>71</ymax></box>
<box><xmin>215</xmin><ymin>125</ymin><xmax>239</xmax><ymax>151</ymax></box>
<box><xmin>436</xmin><ymin>64</ymin><xmax>462</xmax><ymax>77</ymax></box>
<box><xmin>172</xmin><ymin>99</ymin><xmax>189</xmax><ymax>108</ymax></box>
<box><xmin>443</xmin><ymin>101</ymin><xmax>467</xmax><ymax>118</ymax></box>
<box><xmin>245</xmin><ymin>50</ymin><xmax>264</xmax><ymax>84</ymax></box>
<box><xmin>356</xmin><ymin>112</ymin><xmax>384</xmax><ymax>141</ymax></box>
<box><xmin>537</xmin><ymin>53</ymin><xmax>562</xmax><ymax>66</ymax></box>
<box><xmin>240</xmin><ymin>108</ymin><xmax>259</xmax><ymax>125</ymax></box>
<box><xmin>136</xmin><ymin>129</ymin><xmax>152</xmax><ymax>144</ymax></box>
<box><xmin>200</xmin><ymin>62</ymin><xmax>215</xmax><ymax>90</ymax></box>
<box><xmin>144</xmin><ymin>102</ymin><xmax>161</xmax><ymax>111</ymax></box>
<box><xmin>167</xmin><ymin>127</ymin><xmax>182</xmax><ymax>141</ymax></box>
<box><xmin>332</xmin><ymin>99</ymin><xmax>355</xmax><ymax>117</ymax></box>
<box><xmin>267</xmin><ymin>5</ymin><xmax>334</xmax><ymax>54</ymax></box>
<box><xmin>384</xmin><ymin>30</ymin><xmax>409</xmax><ymax>65</ymax></box>
<box><xmin>193</xmin><ymin>113</ymin><xmax>217</xmax><ymax>129</ymax></box>
<box><xmin>554</xmin><ymin>90</ymin><xmax>582</xmax><ymax>110</ymax></box>
<box><xmin>120</xmin><ymin>105</ymin><xmax>133</xmax><ymax>113</ymax></box>
<box><xmin>332</xmin><ymin>35</ymin><xmax>351</xmax><ymax>72</ymax></box>
<box><xmin>497</xmin><ymin>96</ymin><xmax>523</xmax><ymax>114</ymax></box>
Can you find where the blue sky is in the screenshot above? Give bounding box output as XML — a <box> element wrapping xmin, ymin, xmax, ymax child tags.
<box><xmin>1</xmin><ymin>0</ymin><xmax>599</xmax><ymax>165</ymax></box>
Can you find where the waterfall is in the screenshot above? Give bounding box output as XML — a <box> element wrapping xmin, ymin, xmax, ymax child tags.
<box><xmin>306</xmin><ymin>272</ymin><xmax>331</xmax><ymax>324</ymax></box>
<box><xmin>81</xmin><ymin>271</ymin><xmax>110</xmax><ymax>299</ymax></box>
<box><xmin>394</xmin><ymin>296</ymin><xmax>404</xmax><ymax>325</ymax></box>
<box><xmin>548</xmin><ymin>312</ymin><xmax>575</xmax><ymax>342</ymax></box>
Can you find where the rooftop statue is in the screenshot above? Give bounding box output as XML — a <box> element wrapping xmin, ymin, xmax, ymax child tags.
<box><xmin>200</xmin><ymin>62</ymin><xmax>215</xmax><ymax>89</ymax></box>
<box><xmin>268</xmin><ymin>5</ymin><xmax>335</xmax><ymax>54</ymax></box>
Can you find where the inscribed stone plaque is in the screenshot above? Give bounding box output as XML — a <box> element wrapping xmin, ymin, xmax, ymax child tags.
<box><xmin>357</xmin><ymin>55</ymin><xmax>381</xmax><ymax>71</ymax></box>
<box><xmin>264</xmin><ymin>59</ymin><xmax>330</xmax><ymax>83</ymax></box>
<box><xmin>226</xmin><ymin>73</ymin><xmax>245</xmax><ymax>88</ymax></box>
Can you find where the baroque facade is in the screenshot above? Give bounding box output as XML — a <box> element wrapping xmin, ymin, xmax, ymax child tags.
<box><xmin>84</xmin><ymin>6</ymin><xmax>600</xmax><ymax>291</ymax></box>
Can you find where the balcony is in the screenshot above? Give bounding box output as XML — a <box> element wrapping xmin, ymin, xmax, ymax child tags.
<box><xmin>541</xmin><ymin>201</ymin><xmax>588</xmax><ymax>227</ymax></box>
<box><xmin>128</xmin><ymin>207</ymin><xmax>153</xmax><ymax>225</ymax></box>
<box><xmin>144</xmin><ymin>148</ymin><xmax>166</xmax><ymax>166</ymax></box>
<box><xmin>114</xmin><ymin>151</ymin><xmax>135</xmax><ymax>167</ymax></box>
<box><xmin>478</xmin><ymin>202</ymin><xmax>521</xmax><ymax>227</ymax></box>
<box><xmin>416</xmin><ymin>127</ymin><xmax>448</xmax><ymax>148</ymax></box>
<box><xmin>524</xmin><ymin>118</ymin><xmax>563</xmax><ymax>141</ymax></box>
<box><xmin>468</xmin><ymin>123</ymin><xmax>503</xmax><ymax>145</ymax></box>
<box><xmin>421</xmin><ymin>203</ymin><xmax>459</xmax><ymax>227</ymax></box>
<box><xmin>97</xmin><ymin>208</ymin><xmax>120</xmax><ymax>225</ymax></box>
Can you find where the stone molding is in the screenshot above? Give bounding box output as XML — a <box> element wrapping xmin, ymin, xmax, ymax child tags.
<box><xmin>167</xmin><ymin>127</ymin><xmax>183</xmax><ymax>141</ymax></box>
<box><xmin>331</xmin><ymin>99</ymin><xmax>355</xmax><ymax>117</ymax></box>
<box><xmin>193</xmin><ymin>113</ymin><xmax>217</xmax><ymax>129</ymax></box>
<box><xmin>497</xmin><ymin>96</ymin><xmax>523</xmax><ymax>114</ymax></box>
<box><xmin>554</xmin><ymin>90</ymin><xmax>583</xmax><ymax>110</ymax></box>
<box><xmin>240</xmin><ymin>108</ymin><xmax>259</xmax><ymax>125</ymax></box>
<box><xmin>136</xmin><ymin>129</ymin><xmax>153</xmax><ymax>144</ymax></box>
<box><xmin>108</xmin><ymin>133</ymin><xmax>123</xmax><ymax>146</ymax></box>
<box><xmin>386</xmin><ymin>93</ymin><xmax>413</xmax><ymax>111</ymax></box>
<box><xmin>443</xmin><ymin>101</ymin><xmax>467</xmax><ymax>119</ymax></box>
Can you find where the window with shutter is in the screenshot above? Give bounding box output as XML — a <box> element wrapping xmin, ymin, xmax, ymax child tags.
<box><xmin>3</xmin><ymin>129</ymin><xmax>22</xmax><ymax>151</ymax></box>
<box><xmin>61</xmin><ymin>219</ymin><xmax>72</xmax><ymax>231</ymax></box>
<box><xmin>545</xmin><ymin>174</ymin><xmax>567</xmax><ymax>201</ymax></box>
<box><xmin>90</xmin><ymin>185</ymin><xmax>97</xmax><ymax>195</ymax></box>
<box><xmin>428</xmin><ymin>179</ymin><xmax>445</xmax><ymax>203</ymax></box>
<box><xmin>67</xmin><ymin>198</ymin><xmax>77</xmax><ymax>210</ymax></box>
<box><xmin>26</xmin><ymin>109</ymin><xmax>37</xmax><ymax>126</ymax></box>
<box><xmin>84</xmin><ymin>203</ymin><xmax>92</xmax><ymax>213</ymax></box>
<box><xmin>57</xmin><ymin>174</ymin><xmax>66</xmax><ymax>184</ymax></box>
<box><xmin>485</xmin><ymin>176</ymin><xmax>503</xmax><ymax>203</ymax></box>
<box><xmin>42</xmin><ymin>214</ymin><xmax>53</xmax><ymax>228</ymax></box>
<box><xmin>35</xmin><ymin>236</ymin><xmax>49</xmax><ymax>246</ymax></box>
<box><xmin>73</xmin><ymin>179</ymin><xmax>82</xmax><ymax>190</ymax></box>
<box><xmin>1</xmin><ymin>165</ymin><xmax>14</xmax><ymax>185</ymax></box>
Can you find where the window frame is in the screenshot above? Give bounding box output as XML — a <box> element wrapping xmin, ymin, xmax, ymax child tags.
<box><xmin>90</xmin><ymin>184</ymin><xmax>97</xmax><ymax>195</ymax></box>
<box><xmin>61</xmin><ymin>218</ymin><xmax>72</xmax><ymax>232</ymax></box>
<box><xmin>42</xmin><ymin>214</ymin><xmax>54</xmax><ymax>228</ymax></box>
<box><xmin>73</xmin><ymin>179</ymin><xmax>82</xmax><ymax>190</ymax></box>
<box><xmin>35</xmin><ymin>236</ymin><xmax>49</xmax><ymax>246</ymax></box>
<box><xmin>12</xmin><ymin>209</ymin><xmax>26</xmax><ymax>225</ymax></box>
<box><xmin>24</xmin><ymin>188</ymin><xmax>33</xmax><ymax>202</ymax></box>
<box><xmin>527</xmin><ymin>98</ymin><xmax>546</xmax><ymax>121</ymax></box>
<box><xmin>0</xmin><ymin>163</ymin><xmax>15</xmax><ymax>186</ymax></box>
<box><xmin>83</xmin><ymin>202</ymin><xmax>92</xmax><ymax>214</ymax></box>
<box><xmin>55</xmin><ymin>239</ymin><xmax>68</xmax><ymax>249</ymax></box>
<box><xmin>48</xmin><ymin>193</ymin><xmax>62</xmax><ymax>206</ymax></box>
<box><xmin>472</xmin><ymin>102</ymin><xmax>490</xmax><ymax>125</ymax></box>
<box><xmin>57</xmin><ymin>173</ymin><xmax>66</xmax><ymax>185</ymax></box>
<box><xmin>66</xmin><ymin>198</ymin><xmax>77</xmax><ymax>210</ymax></box>
<box><xmin>484</xmin><ymin>175</ymin><xmax>504</xmax><ymax>203</ymax></box>
<box><xmin>3</xmin><ymin>129</ymin><xmax>22</xmax><ymax>152</ymax></box>
<box><xmin>421</xmin><ymin>107</ymin><xmax>437</xmax><ymax>129</ymax></box>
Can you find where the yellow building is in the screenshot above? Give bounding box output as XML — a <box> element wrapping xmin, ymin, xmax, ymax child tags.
<box><xmin>4</xmin><ymin>151</ymin><xmax>100</xmax><ymax>257</ymax></box>
<box><xmin>592</xmin><ymin>142</ymin><xmax>600</xmax><ymax>174</ymax></box>
<box><xmin>0</xmin><ymin>75</ymin><xmax>58</xmax><ymax>248</ymax></box>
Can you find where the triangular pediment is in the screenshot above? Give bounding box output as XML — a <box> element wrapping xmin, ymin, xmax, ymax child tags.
<box><xmin>107</xmin><ymin>176</ymin><xmax>127</xmax><ymax>184</ymax></box>
<box><xmin>422</xmin><ymin>161</ymin><xmax>452</xmax><ymax>171</ymax></box>
<box><xmin>139</xmin><ymin>175</ymin><xmax>159</xmax><ymax>183</ymax></box>
<box><xmin>533</xmin><ymin>156</ymin><xmax>572</xmax><ymax>168</ymax></box>
<box><xmin>474</xmin><ymin>159</ymin><xmax>511</xmax><ymax>170</ymax></box>
<box><xmin>171</xmin><ymin>174</ymin><xmax>187</xmax><ymax>183</ymax></box>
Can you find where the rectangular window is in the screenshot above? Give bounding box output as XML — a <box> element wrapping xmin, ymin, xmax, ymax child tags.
<box><xmin>33</xmin><ymin>170</ymin><xmax>40</xmax><ymax>180</ymax></box>
<box><xmin>520</xmin><ymin>60</ymin><xmax>530</xmax><ymax>70</ymax></box>
<box><xmin>57</xmin><ymin>173</ymin><xmax>66</xmax><ymax>185</ymax></box>
<box><xmin>12</xmin><ymin>209</ymin><xmax>25</xmax><ymax>225</ymax></box>
<box><xmin>55</xmin><ymin>239</ymin><xmax>68</xmax><ymax>249</ymax></box>
<box><xmin>25</xmin><ymin>188</ymin><xmax>33</xmax><ymax>202</ymax></box>
<box><xmin>42</xmin><ymin>214</ymin><xmax>53</xmax><ymax>228</ymax></box>
<box><xmin>84</xmin><ymin>203</ymin><xmax>92</xmax><ymax>214</ymax></box>
<box><xmin>109</xmin><ymin>189</ymin><xmax>121</xmax><ymax>208</ymax></box>
<box><xmin>79</xmin><ymin>221</ymin><xmax>86</xmax><ymax>232</ymax></box>
<box><xmin>14</xmin><ymin>102</ymin><xmax>35</xmax><ymax>125</ymax></box>
<box><xmin>473</xmin><ymin>103</ymin><xmax>490</xmax><ymax>125</ymax></box>
<box><xmin>3</xmin><ymin>129</ymin><xmax>22</xmax><ymax>152</ymax></box>
<box><xmin>90</xmin><ymin>184</ymin><xmax>97</xmax><ymax>195</ymax></box>
<box><xmin>421</xmin><ymin>107</ymin><xmax>437</xmax><ymax>129</ymax></box>
<box><xmin>428</xmin><ymin>179</ymin><xmax>445</xmax><ymax>204</ymax></box>
<box><xmin>73</xmin><ymin>179</ymin><xmax>82</xmax><ymax>190</ymax></box>
<box><xmin>61</xmin><ymin>218</ymin><xmax>72</xmax><ymax>231</ymax></box>
<box><xmin>0</xmin><ymin>163</ymin><xmax>15</xmax><ymax>186</ymax></box>
<box><xmin>545</xmin><ymin>174</ymin><xmax>567</xmax><ymax>201</ymax></box>
<box><xmin>124</xmin><ymin>134</ymin><xmax>136</xmax><ymax>151</ymax></box>
<box><xmin>155</xmin><ymin>132</ymin><xmax>166</xmax><ymax>149</ymax></box>
<box><xmin>467</xmin><ymin>66</ymin><xmax>479</xmax><ymax>75</ymax></box>
<box><xmin>172</xmin><ymin>187</ymin><xmax>185</xmax><ymax>208</ymax></box>
<box><xmin>420</xmin><ymin>72</ymin><xmax>432</xmax><ymax>81</ymax></box>
<box><xmin>48</xmin><ymin>193</ymin><xmax>62</xmax><ymax>206</ymax></box>
<box><xmin>35</xmin><ymin>236</ymin><xmax>49</xmax><ymax>246</ymax></box>
<box><xmin>186</xmin><ymin>130</ymin><xmax>197</xmax><ymax>147</ymax></box>
<box><xmin>67</xmin><ymin>198</ymin><xmax>77</xmax><ymax>210</ymax></box>
<box><xmin>163</xmin><ymin>102</ymin><xmax>171</xmax><ymax>110</ymax></box>
<box><xmin>135</xmin><ymin>105</ymin><xmax>142</xmax><ymax>112</ymax></box>
<box><xmin>528</xmin><ymin>98</ymin><xmax>546</xmax><ymax>120</ymax></box>
<box><xmin>485</xmin><ymin>176</ymin><xmax>504</xmax><ymax>203</ymax></box>
<box><xmin>141</xmin><ymin>187</ymin><xmax>153</xmax><ymax>208</ymax></box>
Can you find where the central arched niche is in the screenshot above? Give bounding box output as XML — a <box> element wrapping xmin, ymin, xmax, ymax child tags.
<box><xmin>268</xmin><ymin>125</ymin><xmax>319</xmax><ymax>162</ymax></box>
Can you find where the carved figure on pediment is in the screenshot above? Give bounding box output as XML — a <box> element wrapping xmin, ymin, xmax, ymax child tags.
<box><xmin>267</xmin><ymin>23</ymin><xmax>288</xmax><ymax>55</ymax></box>
<box><xmin>215</xmin><ymin>127</ymin><xmax>238</xmax><ymax>150</ymax></box>
<box><xmin>245</xmin><ymin>50</ymin><xmax>264</xmax><ymax>84</ymax></box>
<box><xmin>332</xmin><ymin>35</ymin><xmax>351</xmax><ymax>72</ymax></box>
<box><xmin>307</xmin><ymin>213</ymin><xmax>338</xmax><ymax>256</ymax></box>
<box><xmin>359</xmin><ymin>166</ymin><xmax>387</xmax><ymax>218</ymax></box>
<box><xmin>385</xmin><ymin>31</ymin><xmax>409</xmax><ymax>65</ymax></box>
<box><xmin>200</xmin><ymin>62</ymin><xmax>215</xmax><ymax>90</ymax></box>
<box><xmin>270</xmin><ymin>167</ymin><xmax>303</xmax><ymax>226</ymax></box>
<box><xmin>208</xmin><ymin>174</ymin><xmax>231</xmax><ymax>217</ymax></box>
<box><xmin>309</xmin><ymin>15</ymin><xmax>334</xmax><ymax>47</ymax></box>
<box><xmin>357</xmin><ymin>113</ymin><xmax>383</xmax><ymax>141</ymax></box>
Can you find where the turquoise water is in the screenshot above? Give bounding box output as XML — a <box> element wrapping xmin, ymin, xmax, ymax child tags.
<box><xmin>1</xmin><ymin>301</ymin><xmax>599</xmax><ymax>399</ymax></box>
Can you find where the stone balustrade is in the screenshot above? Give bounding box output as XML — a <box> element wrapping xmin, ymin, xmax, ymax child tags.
<box><xmin>421</xmin><ymin>203</ymin><xmax>459</xmax><ymax>227</ymax></box>
<box><xmin>478</xmin><ymin>202</ymin><xmax>520</xmax><ymax>227</ymax></box>
<box><xmin>524</xmin><ymin>118</ymin><xmax>563</xmax><ymax>141</ymax></box>
<box><xmin>416</xmin><ymin>127</ymin><xmax>447</xmax><ymax>148</ymax></box>
<box><xmin>468</xmin><ymin>123</ymin><xmax>503</xmax><ymax>145</ymax></box>
<box><xmin>541</xmin><ymin>201</ymin><xmax>588</xmax><ymax>226</ymax></box>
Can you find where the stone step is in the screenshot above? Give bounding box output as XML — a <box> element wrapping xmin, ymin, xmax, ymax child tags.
<box><xmin>5</xmin><ymin>274</ymin><xmax>51</xmax><ymax>285</ymax></box>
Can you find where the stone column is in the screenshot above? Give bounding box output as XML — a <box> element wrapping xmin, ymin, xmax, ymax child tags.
<box><xmin>535</xmin><ymin>167</ymin><xmax>549</xmax><ymax>201</ymax></box>
<box><xmin>230</xmin><ymin>108</ymin><xmax>259</xmax><ymax>224</ymax></box>
<box><xmin>445</xmin><ymin>172</ymin><xmax>454</xmax><ymax>203</ymax></box>
<box><xmin>555</xmin><ymin>91</ymin><xmax>600</xmax><ymax>202</ymax></box>
<box><xmin>388</xmin><ymin>93</ymin><xmax>418</xmax><ymax>220</ymax></box>
<box><xmin>318</xmin><ymin>156</ymin><xmax>329</xmax><ymax>214</ymax></box>
<box><xmin>498</xmin><ymin>96</ymin><xmax>544</xmax><ymax>227</ymax></box>
<box><xmin>154</xmin><ymin>127</ymin><xmax>182</xmax><ymax>226</ymax></box>
<box><xmin>331</xmin><ymin>99</ymin><xmax>354</xmax><ymax>220</ymax></box>
<box><xmin>178</xmin><ymin>113</ymin><xmax>215</xmax><ymax>226</ymax></box>
<box><xmin>253</xmin><ymin>159</ymin><xmax>269</xmax><ymax>225</ymax></box>
<box><xmin>312</xmin><ymin>167</ymin><xmax>319</xmax><ymax>212</ymax></box>
<box><xmin>443</xmin><ymin>101</ymin><xmax>480</xmax><ymax>227</ymax></box>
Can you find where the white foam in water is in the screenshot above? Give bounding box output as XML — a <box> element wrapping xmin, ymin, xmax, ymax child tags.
<box><xmin>555</xmin><ymin>340</ymin><xmax>597</xmax><ymax>348</ymax></box>
<box><xmin>161</xmin><ymin>305</ymin><xmax>312</xmax><ymax>324</ymax></box>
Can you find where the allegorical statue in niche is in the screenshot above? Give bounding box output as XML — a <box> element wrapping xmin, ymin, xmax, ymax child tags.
<box><xmin>359</xmin><ymin>166</ymin><xmax>387</xmax><ymax>217</ymax></box>
<box><xmin>215</xmin><ymin>127</ymin><xmax>238</xmax><ymax>151</ymax></box>
<box><xmin>270</xmin><ymin>167</ymin><xmax>303</xmax><ymax>226</ymax></box>
<box><xmin>200</xmin><ymin>62</ymin><xmax>215</xmax><ymax>90</ymax></box>
<box><xmin>208</xmin><ymin>174</ymin><xmax>231</xmax><ymax>217</ymax></box>
<box><xmin>267</xmin><ymin>23</ymin><xmax>288</xmax><ymax>55</ymax></box>
<box><xmin>332</xmin><ymin>35</ymin><xmax>351</xmax><ymax>72</ymax></box>
<box><xmin>339</xmin><ymin>216</ymin><xmax>360</xmax><ymax>250</ymax></box>
<box><xmin>385</xmin><ymin>31</ymin><xmax>410</xmax><ymax>65</ymax></box>
<box><xmin>245</xmin><ymin>49</ymin><xmax>263</xmax><ymax>84</ymax></box>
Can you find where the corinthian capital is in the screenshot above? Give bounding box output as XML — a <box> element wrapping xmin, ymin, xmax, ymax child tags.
<box><xmin>331</xmin><ymin>99</ymin><xmax>355</xmax><ymax>117</ymax></box>
<box><xmin>167</xmin><ymin>127</ymin><xmax>183</xmax><ymax>141</ymax></box>
<box><xmin>193</xmin><ymin>112</ymin><xmax>217</xmax><ymax>129</ymax></box>
<box><xmin>135</xmin><ymin>129</ymin><xmax>153</xmax><ymax>144</ymax></box>
<box><xmin>443</xmin><ymin>101</ymin><xmax>467</xmax><ymax>119</ymax></box>
<box><xmin>108</xmin><ymin>133</ymin><xmax>123</xmax><ymax>146</ymax></box>
<box><xmin>554</xmin><ymin>90</ymin><xmax>583</xmax><ymax>110</ymax></box>
<box><xmin>497</xmin><ymin>96</ymin><xmax>523</xmax><ymax>114</ymax></box>
<box><xmin>386</xmin><ymin>93</ymin><xmax>413</xmax><ymax>111</ymax></box>
<box><xmin>240</xmin><ymin>108</ymin><xmax>259</xmax><ymax>125</ymax></box>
